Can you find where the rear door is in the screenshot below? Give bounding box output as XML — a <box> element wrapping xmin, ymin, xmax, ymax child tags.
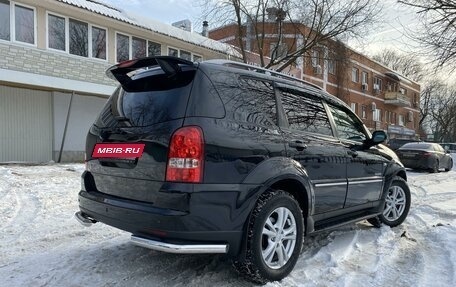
<box><xmin>277</xmin><ymin>86</ymin><xmax>348</xmax><ymax>214</ymax></box>
<box><xmin>86</xmin><ymin>58</ymin><xmax>197</xmax><ymax>203</ymax></box>
<box><xmin>326</xmin><ymin>104</ymin><xmax>387</xmax><ymax>207</ymax></box>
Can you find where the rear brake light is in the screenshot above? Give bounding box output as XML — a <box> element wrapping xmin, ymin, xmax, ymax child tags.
<box><xmin>166</xmin><ymin>126</ymin><xmax>204</xmax><ymax>183</ymax></box>
<box><xmin>423</xmin><ymin>152</ymin><xmax>432</xmax><ymax>157</ymax></box>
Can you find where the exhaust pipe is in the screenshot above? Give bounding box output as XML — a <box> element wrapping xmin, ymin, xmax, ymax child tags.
<box><xmin>75</xmin><ymin>211</ymin><xmax>97</xmax><ymax>227</ymax></box>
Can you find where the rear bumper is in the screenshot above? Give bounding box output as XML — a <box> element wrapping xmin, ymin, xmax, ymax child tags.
<box><xmin>77</xmin><ymin>182</ymin><xmax>258</xmax><ymax>257</ymax></box>
<box><xmin>400</xmin><ymin>158</ymin><xmax>433</xmax><ymax>170</ymax></box>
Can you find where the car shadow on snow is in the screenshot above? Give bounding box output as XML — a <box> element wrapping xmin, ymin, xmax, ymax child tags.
<box><xmin>76</xmin><ymin>240</ymin><xmax>254</xmax><ymax>287</ymax></box>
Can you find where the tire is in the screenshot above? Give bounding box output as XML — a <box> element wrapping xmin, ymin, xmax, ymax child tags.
<box><xmin>233</xmin><ymin>190</ymin><xmax>304</xmax><ymax>284</ymax></box>
<box><xmin>378</xmin><ymin>176</ymin><xmax>411</xmax><ymax>227</ymax></box>
<box><xmin>431</xmin><ymin>159</ymin><xmax>439</xmax><ymax>173</ymax></box>
<box><xmin>445</xmin><ymin>159</ymin><xmax>452</xmax><ymax>172</ymax></box>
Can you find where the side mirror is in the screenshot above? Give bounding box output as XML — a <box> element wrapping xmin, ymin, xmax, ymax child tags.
<box><xmin>365</xmin><ymin>130</ymin><xmax>387</xmax><ymax>147</ymax></box>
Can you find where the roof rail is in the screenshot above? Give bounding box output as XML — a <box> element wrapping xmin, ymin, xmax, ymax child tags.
<box><xmin>204</xmin><ymin>60</ymin><xmax>322</xmax><ymax>91</ymax></box>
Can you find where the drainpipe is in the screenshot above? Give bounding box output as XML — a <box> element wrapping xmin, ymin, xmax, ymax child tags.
<box><xmin>58</xmin><ymin>91</ymin><xmax>74</xmax><ymax>163</ymax></box>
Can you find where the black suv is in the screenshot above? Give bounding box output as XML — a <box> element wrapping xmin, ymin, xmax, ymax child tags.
<box><xmin>76</xmin><ymin>57</ymin><xmax>411</xmax><ymax>283</ymax></box>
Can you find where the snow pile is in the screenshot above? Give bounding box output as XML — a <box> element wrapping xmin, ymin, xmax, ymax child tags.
<box><xmin>0</xmin><ymin>164</ymin><xmax>455</xmax><ymax>286</ymax></box>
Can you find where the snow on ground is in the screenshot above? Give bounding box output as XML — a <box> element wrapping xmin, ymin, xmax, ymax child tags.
<box><xmin>0</xmin><ymin>158</ymin><xmax>455</xmax><ymax>287</ymax></box>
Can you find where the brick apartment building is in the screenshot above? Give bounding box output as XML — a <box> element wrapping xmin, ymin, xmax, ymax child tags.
<box><xmin>209</xmin><ymin>21</ymin><xmax>421</xmax><ymax>140</ymax></box>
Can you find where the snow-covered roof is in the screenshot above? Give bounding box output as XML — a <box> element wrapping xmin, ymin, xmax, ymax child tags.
<box><xmin>56</xmin><ymin>0</ymin><xmax>241</xmax><ymax>58</ymax></box>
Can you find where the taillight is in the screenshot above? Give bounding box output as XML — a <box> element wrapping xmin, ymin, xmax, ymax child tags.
<box><xmin>166</xmin><ymin>126</ymin><xmax>204</xmax><ymax>183</ymax></box>
<box><xmin>423</xmin><ymin>152</ymin><xmax>432</xmax><ymax>157</ymax></box>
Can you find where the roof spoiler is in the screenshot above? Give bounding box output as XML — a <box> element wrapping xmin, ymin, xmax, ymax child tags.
<box><xmin>106</xmin><ymin>56</ymin><xmax>195</xmax><ymax>86</ymax></box>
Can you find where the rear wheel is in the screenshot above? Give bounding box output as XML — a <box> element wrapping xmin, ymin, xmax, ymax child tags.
<box><xmin>233</xmin><ymin>190</ymin><xmax>304</xmax><ymax>284</ymax></box>
<box><xmin>378</xmin><ymin>177</ymin><xmax>411</xmax><ymax>227</ymax></box>
<box><xmin>431</xmin><ymin>160</ymin><xmax>439</xmax><ymax>173</ymax></box>
<box><xmin>445</xmin><ymin>159</ymin><xmax>452</xmax><ymax>172</ymax></box>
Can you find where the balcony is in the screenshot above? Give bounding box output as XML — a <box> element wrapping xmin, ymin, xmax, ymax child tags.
<box><xmin>384</xmin><ymin>92</ymin><xmax>411</xmax><ymax>107</ymax></box>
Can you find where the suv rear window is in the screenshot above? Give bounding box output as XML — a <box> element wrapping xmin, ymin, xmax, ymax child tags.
<box><xmin>96</xmin><ymin>67</ymin><xmax>196</xmax><ymax>128</ymax></box>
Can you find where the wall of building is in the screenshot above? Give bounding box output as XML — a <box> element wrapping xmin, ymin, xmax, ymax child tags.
<box><xmin>53</xmin><ymin>92</ymin><xmax>107</xmax><ymax>162</ymax></box>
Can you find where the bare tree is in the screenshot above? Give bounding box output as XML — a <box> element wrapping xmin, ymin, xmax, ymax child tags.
<box><xmin>398</xmin><ymin>0</ymin><xmax>456</xmax><ymax>70</ymax></box>
<box><xmin>419</xmin><ymin>81</ymin><xmax>456</xmax><ymax>141</ymax></box>
<box><xmin>203</xmin><ymin>0</ymin><xmax>383</xmax><ymax>71</ymax></box>
<box><xmin>372</xmin><ymin>49</ymin><xmax>424</xmax><ymax>82</ymax></box>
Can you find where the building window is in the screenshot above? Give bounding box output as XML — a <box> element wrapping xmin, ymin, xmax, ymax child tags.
<box><xmin>311</xmin><ymin>50</ymin><xmax>319</xmax><ymax>67</ymax></box>
<box><xmin>0</xmin><ymin>1</ymin><xmax>37</xmax><ymax>44</ymax></box>
<box><xmin>69</xmin><ymin>18</ymin><xmax>88</xmax><ymax>57</ymax></box>
<box><xmin>361</xmin><ymin>105</ymin><xmax>366</xmax><ymax>119</ymax></box>
<box><xmin>14</xmin><ymin>4</ymin><xmax>35</xmax><ymax>44</ymax></box>
<box><xmin>148</xmin><ymin>41</ymin><xmax>161</xmax><ymax>56</ymax></box>
<box><xmin>352</xmin><ymin>67</ymin><xmax>359</xmax><ymax>83</ymax></box>
<box><xmin>132</xmin><ymin>37</ymin><xmax>146</xmax><ymax>59</ymax></box>
<box><xmin>374</xmin><ymin>77</ymin><xmax>382</xmax><ymax>91</ymax></box>
<box><xmin>328</xmin><ymin>60</ymin><xmax>335</xmax><ymax>75</ymax></box>
<box><xmin>92</xmin><ymin>26</ymin><xmax>106</xmax><ymax>60</ymax></box>
<box><xmin>48</xmin><ymin>14</ymin><xmax>65</xmax><ymax>51</ymax></box>
<box><xmin>373</xmin><ymin>109</ymin><xmax>381</xmax><ymax>122</ymax></box>
<box><xmin>350</xmin><ymin>103</ymin><xmax>357</xmax><ymax>113</ymax></box>
<box><xmin>47</xmin><ymin>13</ymin><xmax>107</xmax><ymax>60</ymax></box>
<box><xmin>193</xmin><ymin>54</ymin><xmax>202</xmax><ymax>62</ymax></box>
<box><xmin>0</xmin><ymin>0</ymin><xmax>10</xmax><ymax>41</ymax></box>
<box><xmin>168</xmin><ymin>47</ymin><xmax>179</xmax><ymax>57</ymax></box>
<box><xmin>362</xmin><ymin>71</ymin><xmax>368</xmax><ymax>84</ymax></box>
<box><xmin>116</xmin><ymin>33</ymin><xmax>130</xmax><ymax>62</ymax></box>
<box><xmin>180</xmin><ymin>50</ymin><xmax>192</xmax><ymax>61</ymax></box>
<box><xmin>399</xmin><ymin>114</ymin><xmax>405</xmax><ymax>126</ymax></box>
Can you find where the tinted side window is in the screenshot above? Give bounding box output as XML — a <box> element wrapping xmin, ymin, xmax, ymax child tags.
<box><xmin>211</xmin><ymin>70</ymin><xmax>278</xmax><ymax>127</ymax></box>
<box><xmin>280</xmin><ymin>89</ymin><xmax>333</xmax><ymax>136</ymax></box>
<box><xmin>329</xmin><ymin>105</ymin><xmax>367</xmax><ymax>142</ymax></box>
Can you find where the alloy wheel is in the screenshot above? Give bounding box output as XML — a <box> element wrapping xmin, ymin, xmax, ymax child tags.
<box><xmin>383</xmin><ymin>185</ymin><xmax>407</xmax><ymax>221</ymax></box>
<box><xmin>261</xmin><ymin>207</ymin><xmax>297</xmax><ymax>269</ymax></box>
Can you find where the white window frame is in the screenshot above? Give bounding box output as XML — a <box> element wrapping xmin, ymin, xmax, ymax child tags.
<box><xmin>398</xmin><ymin>114</ymin><xmax>405</xmax><ymax>126</ymax></box>
<box><xmin>362</xmin><ymin>71</ymin><xmax>368</xmax><ymax>84</ymax></box>
<box><xmin>193</xmin><ymin>54</ymin><xmax>203</xmax><ymax>62</ymax></box>
<box><xmin>374</xmin><ymin>77</ymin><xmax>383</xmax><ymax>90</ymax></box>
<box><xmin>179</xmin><ymin>49</ymin><xmax>192</xmax><ymax>61</ymax></box>
<box><xmin>350</xmin><ymin>103</ymin><xmax>356</xmax><ymax>113</ymax></box>
<box><xmin>328</xmin><ymin>60</ymin><xmax>335</xmax><ymax>75</ymax></box>
<box><xmin>131</xmin><ymin>35</ymin><xmax>147</xmax><ymax>59</ymax></box>
<box><xmin>167</xmin><ymin>46</ymin><xmax>180</xmax><ymax>57</ymax></box>
<box><xmin>90</xmin><ymin>24</ymin><xmax>108</xmax><ymax>60</ymax></box>
<box><xmin>115</xmin><ymin>31</ymin><xmax>153</xmax><ymax>62</ymax></box>
<box><xmin>311</xmin><ymin>50</ymin><xmax>319</xmax><ymax>67</ymax></box>
<box><xmin>11</xmin><ymin>1</ymin><xmax>37</xmax><ymax>47</ymax></box>
<box><xmin>115</xmin><ymin>32</ymin><xmax>131</xmax><ymax>63</ymax></box>
<box><xmin>373</xmin><ymin>109</ymin><xmax>380</xmax><ymax>122</ymax></box>
<box><xmin>352</xmin><ymin>67</ymin><xmax>359</xmax><ymax>83</ymax></box>
<box><xmin>167</xmin><ymin>46</ymin><xmax>200</xmax><ymax>62</ymax></box>
<box><xmin>46</xmin><ymin>11</ymin><xmax>108</xmax><ymax>61</ymax></box>
<box><xmin>147</xmin><ymin>40</ymin><xmax>162</xmax><ymax>56</ymax></box>
<box><xmin>46</xmin><ymin>11</ymin><xmax>69</xmax><ymax>53</ymax></box>
<box><xmin>361</xmin><ymin>105</ymin><xmax>367</xmax><ymax>119</ymax></box>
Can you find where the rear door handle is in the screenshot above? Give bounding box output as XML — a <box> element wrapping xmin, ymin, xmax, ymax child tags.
<box><xmin>289</xmin><ymin>140</ymin><xmax>307</xmax><ymax>151</ymax></box>
<box><xmin>347</xmin><ymin>150</ymin><xmax>358</xmax><ymax>158</ymax></box>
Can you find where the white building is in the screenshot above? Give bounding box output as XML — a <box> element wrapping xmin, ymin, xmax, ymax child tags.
<box><xmin>0</xmin><ymin>0</ymin><xmax>239</xmax><ymax>162</ymax></box>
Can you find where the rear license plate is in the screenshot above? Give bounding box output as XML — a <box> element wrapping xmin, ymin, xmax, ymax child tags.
<box><xmin>92</xmin><ymin>143</ymin><xmax>145</xmax><ymax>158</ymax></box>
<box><xmin>403</xmin><ymin>153</ymin><xmax>416</xmax><ymax>158</ymax></box>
